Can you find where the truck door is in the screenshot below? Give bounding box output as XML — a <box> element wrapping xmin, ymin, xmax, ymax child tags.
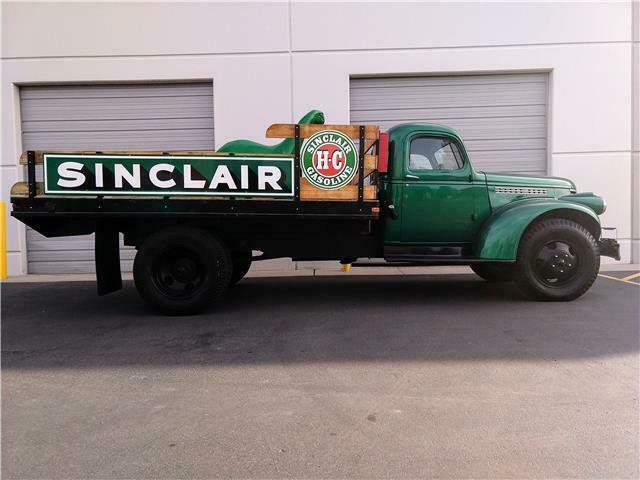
<box><xmin>400</xmin><ymin>134</ymin><xmax>488</xmax><ymax>243</ymax></box>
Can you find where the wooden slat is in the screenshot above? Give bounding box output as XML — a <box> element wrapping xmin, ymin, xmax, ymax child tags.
<box><xmin>266</xmin><ymin>124</ymin><xmax>379</xmax><ymax>140</ymax></box>
<box><xmin>10</xmin><ymin>181</ymin><xmax>43</xmax><ymax>197</ymax></box>
<box><xmin>363</xmin><ymin>154</ymin><xmax>377</xmax><ymax>171</ymax></box>
<box><xmin>300</xmin><ymin>180</ymin><xmax>377</xmax><ymax>201</ymax></box>
<box><xmin>19</xmin><ymin>150</ymin><xmax>293</xmax><ymax>165</ymax></box>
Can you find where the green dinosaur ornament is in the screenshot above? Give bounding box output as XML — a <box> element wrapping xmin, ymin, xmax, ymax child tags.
<box><xmin>217</xmin><ymin>109</ymin><xmax>325</xmax><ymax>155</ymax></box>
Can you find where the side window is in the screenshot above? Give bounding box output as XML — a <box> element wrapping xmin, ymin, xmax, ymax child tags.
<box><xmin>409</xmin><ymin>137</ymin><xmax>463</xmax><ymax>172</ymax></box>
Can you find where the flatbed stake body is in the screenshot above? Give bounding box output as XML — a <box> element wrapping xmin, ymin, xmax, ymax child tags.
<box><xmin>10</xmin><ymin>110</ymin><xmax>619</xmax><ymax>314</ymax></box>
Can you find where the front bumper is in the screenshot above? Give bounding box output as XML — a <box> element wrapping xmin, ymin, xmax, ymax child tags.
<box><xmin>599</xmin><ymin>238</ymin><xmax>621</xmax><ymax>261</ymax></box>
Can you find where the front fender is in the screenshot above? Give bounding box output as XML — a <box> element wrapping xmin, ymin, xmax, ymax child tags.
<box><xmin>474</xmin><ymin>198</ymin><xmax>601</xmax><ymax>260</ymax></box>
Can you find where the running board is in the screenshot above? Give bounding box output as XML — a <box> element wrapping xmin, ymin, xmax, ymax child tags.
<box><xmin>354</xmin><ymin>258</ymin><xmax>513</xmax><ymax>267</ymax></box>
<box><xmin>384</xmin><ymin>244</ymin><xmax>465</xmax><ymax>262</ymax></box>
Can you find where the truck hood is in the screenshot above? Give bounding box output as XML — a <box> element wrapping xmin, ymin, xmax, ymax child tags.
<box><xmin>483</xmin><ymin>172</ymin><xmax>576</xmax><ymax>191</ymax></box>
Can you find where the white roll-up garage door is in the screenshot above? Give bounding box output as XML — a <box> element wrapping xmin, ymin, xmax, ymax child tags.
<box><xmin>350</xmin><ymin>73</ymin><xmax>548</xmax><ymax>175</ymax></box>
<box><xmin>20</xmin><ymin>82</ymin><xmax>215</xmax><ymax>274</ymax></box>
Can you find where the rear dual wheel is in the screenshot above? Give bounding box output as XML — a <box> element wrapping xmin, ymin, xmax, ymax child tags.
<box><xmin>133</xmin><ymin>227</ymin><xmax>232</xmax><ymax>315</ymax></box>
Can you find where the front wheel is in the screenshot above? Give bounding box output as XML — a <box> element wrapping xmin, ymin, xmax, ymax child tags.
<box><xmin>514</xmin><ymin>218</ymin><xmax>600</xmax><ymax>301</ymax></box>
<box><xmin>133</xmin><ymin>227</ymin><xmax>232</xmax><ymax>315</ymax></box>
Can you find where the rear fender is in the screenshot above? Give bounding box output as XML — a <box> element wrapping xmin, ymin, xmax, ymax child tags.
<box><xmin>474</xmin><ymin>198</ymin><xmax>601</xmax><ymax>260</ymax></box>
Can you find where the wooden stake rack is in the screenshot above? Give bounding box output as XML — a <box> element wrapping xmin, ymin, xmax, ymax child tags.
<box><xmin>265</xmin><ymin>123</ymin><xmax>380</xmax><ymax>202</ymax></box>
<box><xmin>14</xmin><ymin>123</ymin><xmax>381</xmax><ymax>205</ymax></box>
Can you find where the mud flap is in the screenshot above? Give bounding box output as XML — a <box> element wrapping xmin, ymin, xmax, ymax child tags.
<box><xmin>95</xmin><ymin>222</ymin><xmax>123</xmax><ymax>295</ymax></box>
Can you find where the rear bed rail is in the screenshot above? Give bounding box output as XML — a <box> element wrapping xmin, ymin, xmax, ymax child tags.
<box><xmin>11</xmin><ymin>123</ymin><xmax>382</xmax><ymax>220</ymax></box>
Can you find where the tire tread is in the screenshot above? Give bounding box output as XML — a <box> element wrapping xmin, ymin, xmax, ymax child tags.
<box><xmin>514</xmin><ymin>218</ymin><xmax>599</xmax><ymax>301</ymax></box>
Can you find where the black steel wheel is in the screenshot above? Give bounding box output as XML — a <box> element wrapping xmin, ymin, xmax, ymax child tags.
<box><xmin>133</xmin><ymin>227</ymin><xmax>232</xmax><ymax>315</ymax></box>
<box><xmin>471</xmin><ymin>263</ymin><xmax>514</xmax><ymax>282</ymax></box>
<box><xmin>150</xmin><ymin>248</ymin><xmax>206</xmax><ymax>299</ymax></box>
<box><xmin>514</xmin><ymin>218</ymin><xmax>599</xmax><ymax>301</ymax></box>
<box><xmin>531</xmin><ymin>240</ymin><xmax>578</xmax><ymax>287</ymax></box>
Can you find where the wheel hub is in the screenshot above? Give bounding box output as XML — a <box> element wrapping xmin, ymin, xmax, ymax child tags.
<box><xmin>171</xmin><ymin>257</ymin><xmax>198</xmax><ymax>282</ymax></box>
<box><xmin>152</xmin><ymin>248</ymin><xmax>206</xmax><ymax>298</ymax></box>
<box><xmin>533</xmin><ymin>241</ymin><xmax>578</xmax><ymax>286</ymax></box>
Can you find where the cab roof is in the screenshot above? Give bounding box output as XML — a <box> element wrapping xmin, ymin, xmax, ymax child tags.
<box><xmin>387</xmin><ymin>123</ymin><xmax>462</xmax><ymax>140</ymax></box>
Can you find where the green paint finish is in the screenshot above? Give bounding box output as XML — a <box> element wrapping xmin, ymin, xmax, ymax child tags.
<box><xmin>484</xmin><ymin>172</ymin><xmax>576</xmax><ymax>190</ymax></box>
<box><xmin>44</xmin><ymin>153</ymin><xmax>294</xmax><ymax>197</ymax></box>
<box><xmin>474</xmin><ymin>198</ymin><xmax>601</xmax><ymax>260</ymax></box>
<box><xmin>218</xmin><ymin>110</ymin><xmax>325</xmax><ymax>155</ymax></box>
<box><xmin>559</xmin><ymin>192</ymin><xmax>606</xmax><ymax>215</ymax></box>
<box><xmin>400</xmin><ymin>177</ymin><xmax>489</xmax><ymax>243</ymax></box>
<box><xmin>382</xmin><ymin>122</ymin><xmax>607</xmax><ymax>257</ymax></box>
<box><xmin>380</xmin><ymin>179</ymin><xmax>404</xmax><ymax>242</ymax></box>
<box><xmin>383</xmin><ymin>124</ymin><xmax>491</xmax><ymax>243</ymax></box>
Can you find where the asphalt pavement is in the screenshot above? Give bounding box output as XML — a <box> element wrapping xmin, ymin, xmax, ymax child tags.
<box><xmin>2</xmin><ymin>273</ymin><xmax>639</xmax><ymax>478</ymax></box>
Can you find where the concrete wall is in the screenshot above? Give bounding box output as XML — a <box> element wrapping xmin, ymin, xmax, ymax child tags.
<box><xmin>2</xmin><ymin>1</ymin><xmax>637</xmax><ymax>274</ymax></box>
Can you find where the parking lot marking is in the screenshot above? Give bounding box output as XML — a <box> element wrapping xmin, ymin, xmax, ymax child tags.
<box><xmin>598</xmin><ymin>273</ymin><xmax>640</xmax><ymax>286</ymax></box>
<box><xmin>621</xmin><ymin>272</ymin><xmax>640</xmax><ymax>282</ymax></box>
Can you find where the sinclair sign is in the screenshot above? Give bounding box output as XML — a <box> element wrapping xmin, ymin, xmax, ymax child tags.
<box><xmin>301</xmin><ymin>130</ymin><xmax>358</xmax><ymax>190</ymax></box>
<box><xmin>43</xmin><ymin>153</ymin><xmax>294</xmax><ymax>197</ymax></box>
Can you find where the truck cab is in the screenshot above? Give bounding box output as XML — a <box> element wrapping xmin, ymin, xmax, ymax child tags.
<box><xmin>379</xmin><ymin>123</ymin><xmax>619</xmax><ymax>300</ymax></box>
<box><xmin>383</xmin><ymin>123</ymin><xmax>492</xmax><ymax>251</ymax></box>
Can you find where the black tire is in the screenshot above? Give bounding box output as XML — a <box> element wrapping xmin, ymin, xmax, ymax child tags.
<box><xmin>514</xmin><ymin>218</ymin><xmax>600</xmax><ymax>301</ymax></box>
<box><xmin>231</xmin><ymin>252</ymin><xmax>252</xmax><ymax>285</ymax></box>
<box><xmin>471</xmin><ymin>263</ymin><xmax>514</xmax><ymax>282</ymax></box>
<box><xmin>133</xmin><ymin>227</ymin><xmax>232</xmax><ymax>315</ymax></box>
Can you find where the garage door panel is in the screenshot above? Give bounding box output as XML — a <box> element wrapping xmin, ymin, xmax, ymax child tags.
<box><xmin>21</xmin><ymin>81</ymin><xmax>214</xmax><ymax>274</ymax></box>
<box><xmin>351</xmin><ymin>73</ymin><xmax>548</xmax><ymax>89</ymax></box>
<box><xmin>21</xmin><ymin>97</ymin><xmax>213</xmax><ymax>122</ymax></box>
<box><xmin>20</xmin><ymin>83</ymin><xmax>214</xmax><ymax>100</ymax></box>
<box><xmin>24</xmin><ymin>117</ymin><xmax>214</xmax><ymax>133</ymax></box>
<box><xmin>463</xmin><ymin>137</ymin><xmax>547</xmax><ymax>152</ymax></box>
<box><xmin>350</xmin><ymin>84</ymin><xmax>546</xmax><ymax>109</ymax></box>
<box><xmin>23</xmin><ymin>129</ymin><xmax>215</xmax><ymax>151</ymax></box>
<box><xmin>27</xmin><ymin>234</ymin><xmax>135</xmax><ymax>274</ymax></box>
<box><xmin>27</xmin><ymin>247</ymin><xmax>136</xmax><ymax>263</ymax></box>
<box><xmin>364</xmin><ymin>116</ymin><xmax>546</xmax><ymax>141</ymax></box>
<box><xmin>350</xmin><ymin>104</ymin><xmax>546</xmax><ymax>123</ymax></box>
<box><xmin>28</xmin><ymin>259</ymin><xmax>135</xmax><ymax>275</ymax></box>
<box><xmin>350</xmin><ymin>73</ymin><xmax>548</xmax><ymax>176</ymax></box>
<box><xmin>467</xmin><ymin>150</ymin><xmax>547</xmax><ymax>175</ymax></box>
<box><xmin>26</xmin><ymin>229</ymin><xmax>134</xmax><ymax>252</ymax></box>
<box><xmin>431</xmin><ymin>116</ymin><xmax>545</xmax><ymax>140</ymax></box>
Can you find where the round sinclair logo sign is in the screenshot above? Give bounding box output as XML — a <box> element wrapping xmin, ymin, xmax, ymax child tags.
<box><xmin>301</xmin><ymin>130</ymin><xmax>358</xmax><ymax>190</ymax></box>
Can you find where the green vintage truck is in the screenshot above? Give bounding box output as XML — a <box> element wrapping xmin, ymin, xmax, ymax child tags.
<box><xmin>10</xmin><ymin>110</ymin><xmax>619</xmax><ymax>315</ymax></box>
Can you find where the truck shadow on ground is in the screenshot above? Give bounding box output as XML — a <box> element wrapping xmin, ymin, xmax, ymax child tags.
<box><xmin>2</xmin><ymin>274</ymin><xmax>638</xmax><ymax>368</ymax></box>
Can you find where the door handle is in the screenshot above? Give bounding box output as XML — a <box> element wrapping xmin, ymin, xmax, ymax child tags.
<box><xmin>387</xmin><ymin>204</ymin><xmax>399</xmax><ymax>219</ymax></box>
<box><xmin>405</xmin><ymin>174</ymin><xmax>419</xmax><ymax>180</ymax></box>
